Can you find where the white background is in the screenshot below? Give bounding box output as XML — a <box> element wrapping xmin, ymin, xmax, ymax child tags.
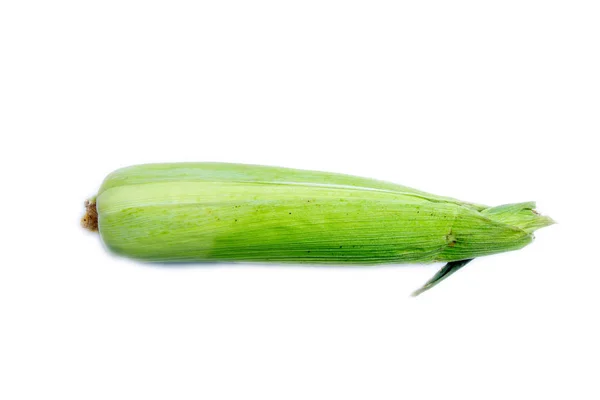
<box><xmin>1</xmin><ymin>1</ymin><xmax>598</xmax><ymax>399</ymax></box>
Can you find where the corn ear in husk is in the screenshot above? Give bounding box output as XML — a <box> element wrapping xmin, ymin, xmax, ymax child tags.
<box><xmin>82</xmin><ymin>163</ymin><xmax>554</xmax><ymax>295</ymax></box>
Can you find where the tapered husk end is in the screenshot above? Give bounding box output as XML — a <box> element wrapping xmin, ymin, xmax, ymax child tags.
<box><xmin>481</xmin><ymin>201</ymin><xmax>555</xmax><ymax>234</ymax></box>
<box><xmin>81</xmin><ymin>199</ymin><xmax>98</xmax><ymax>232</ymax></box>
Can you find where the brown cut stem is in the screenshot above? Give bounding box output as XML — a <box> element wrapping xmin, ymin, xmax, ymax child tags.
<box><xmin>81</xmin><ymin>200</ymin><xmax>98</xmax><ymax>232</ymax></box>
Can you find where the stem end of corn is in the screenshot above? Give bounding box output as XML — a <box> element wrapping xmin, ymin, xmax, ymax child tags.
<box><xmin>81</xmin><ymin>199</ymin><xmax>98</xmax><ymax>232</ymax></box>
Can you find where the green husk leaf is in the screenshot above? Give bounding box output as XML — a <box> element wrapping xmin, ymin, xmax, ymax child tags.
<box><xmin>411</xmin><ymin>259</ymin><xmax>474</xmax><ymax>297</ymax></box>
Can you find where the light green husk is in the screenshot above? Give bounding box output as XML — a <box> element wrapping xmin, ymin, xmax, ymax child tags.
<box><xmin>83</xmin><ymin>163</ymin><xmax>554</xmax><ymax>295</ymax></box>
